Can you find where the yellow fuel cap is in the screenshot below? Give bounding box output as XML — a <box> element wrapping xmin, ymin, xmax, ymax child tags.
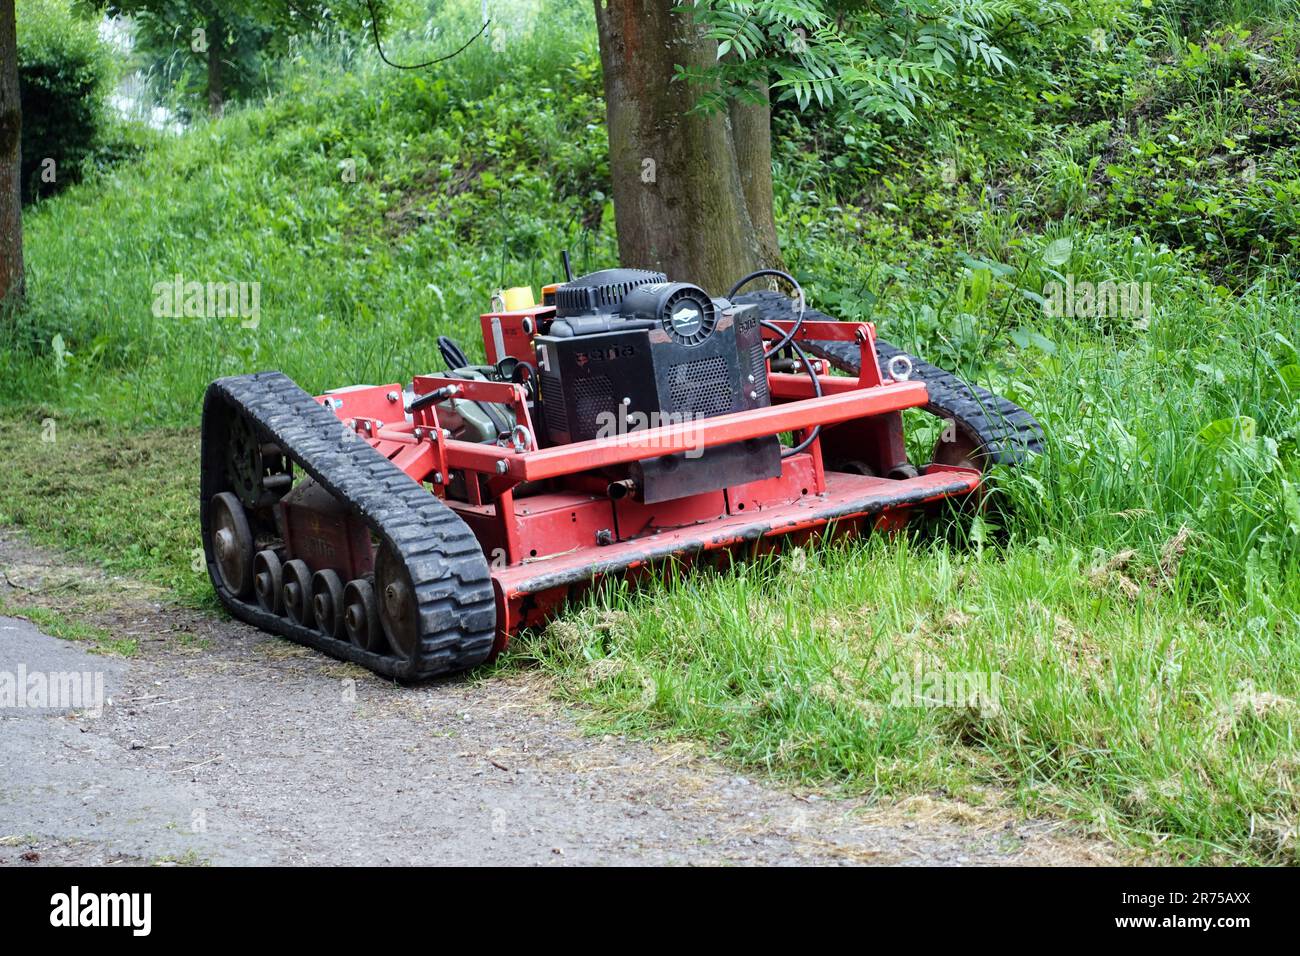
<box><xmin>497</xmin><ymin>286</ymin><xmax>535</xmax><ymax>311</ymax></box>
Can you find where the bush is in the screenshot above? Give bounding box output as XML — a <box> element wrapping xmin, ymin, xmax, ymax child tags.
<box><xmin>16</xmin><ymin>0</ymin><xmax>115</xmax><ymax>203</ymax></box>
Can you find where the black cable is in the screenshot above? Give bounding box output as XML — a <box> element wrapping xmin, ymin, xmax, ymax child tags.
<box><xmin>729</xmin><ymin>268</ymin><xmax>818</xmax><ymax>457</ymax></box>
<box><xmin>727</xmin><ymin>268</ymin><xmax>804</xmax><ymax>302</ymax></box>
<box><xmin>509</xmin><ymin>359</ymin><xmax>538</xmax><ymax>401</ymax></box>
<box><xmin>365</xmin><ymin>0</ymin><xmax>489</xmax><ymax>70</ymax></box>
<box><xmin>726</xmin><ymin>268</ymin><xmax>807</xmax><ymax>359</ymax></box>
<box><xmin>760</xmin><ymin>319</ymin><xmax>822</xmax><ymax>458</ymax></box>
<box><xmin>437</xmin><ymin>335</ymin><xmax>470</xmax><ymax>371</ymax></box>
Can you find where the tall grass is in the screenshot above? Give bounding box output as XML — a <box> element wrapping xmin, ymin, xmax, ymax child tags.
<box><xmin>1000</xmin><ymin>276</ymin><xmax>1300</xmax><ymax>611</ymax></box>
<box><xmin>1156</xmin><ymin>0</ymin><xmax>1300</xmax><ymax>31</ymax></box>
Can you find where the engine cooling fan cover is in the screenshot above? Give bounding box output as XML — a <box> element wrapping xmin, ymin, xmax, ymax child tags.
<box><xmin>621</xmin><ymin>282</ymin><xmax>718</xmax><ymax>346</ymax></box>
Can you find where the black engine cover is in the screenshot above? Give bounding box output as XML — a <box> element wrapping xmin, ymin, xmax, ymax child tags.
<box><xmin>536</xmin><ymin>328</ymin><xmax>659</xmax><ymax>446</ymax></box>
<box><xmin>536</xmin><ymin>291</ymin><xmax>779</xmax><ymax>502</ymax></box>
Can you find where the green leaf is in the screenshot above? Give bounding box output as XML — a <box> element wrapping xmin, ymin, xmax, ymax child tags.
<box><xmin>1196</xmin><ymin>416</ymin><xmax>1257</xmax><ymax>448</ymax></box>
<box><xmin>1283</xmin><ymin>480</ymin><xmax>1300</xmax><ymax>535</ymax></box>
<box><xmin>1009</xmin><ymin>327</ymin><xmax>1057</xmax><ymax>354</ymax></box>
<box><xmin>1042</xmin><ymin>237</ymin><xmax>1073</xmax><ymax>267</ymax></box>
<box><xmin>1277</xmin><ymin>364</ymin><xmax>1300</xmax><ymax>399</ymax></box>
<box><xmin>966</xmin><ymin>268</ymin><xmax>992</xmax><ymax>308</ymax></box>
<box><xmin>958</xmin><ymin>253</ymin><xmax>1015</xmax><ymax>277</ymax></box>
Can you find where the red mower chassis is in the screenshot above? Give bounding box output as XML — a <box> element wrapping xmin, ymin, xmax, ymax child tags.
<box><xmin>201</xmin><ymin>283</ymin><xmax>1040</xmax><ymax>680</ymax></box>
<box><xmin>308</xmin><ymin>317</ymin><xmax>978</xmax><ymax>657</ymax></box>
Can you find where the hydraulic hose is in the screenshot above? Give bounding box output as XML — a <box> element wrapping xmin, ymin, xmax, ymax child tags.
<box><xmin>760</xmin><ymin>318</ymin><xmax>822</xmax><ymax>458</ymax></box>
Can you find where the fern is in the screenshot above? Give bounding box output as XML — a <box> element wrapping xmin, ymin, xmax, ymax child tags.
<box><xmin>675</xmin><ymin>0</ymin><xmax>1072</xmax><ymax>119</ymax></box>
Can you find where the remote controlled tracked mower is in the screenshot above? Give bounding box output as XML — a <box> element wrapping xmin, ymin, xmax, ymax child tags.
<box><xmin>200</xmin><ymin>267</ymin><xmax>1042</xmax><ymax>679</ymax></box>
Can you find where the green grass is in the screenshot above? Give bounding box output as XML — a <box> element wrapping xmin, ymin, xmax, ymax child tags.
<box><xmin>0</xmin><ymin>416</ymin><xmax>206</xmax><ymax>604</ymax></box>
<box><xmin>0</xmin><ymin>1</ymin><xmax>612</xmax><ymax>426</ymax></box>
<box><xmin>518</xmin><ymin>536</ymin><xmax>1299</xmax><ymax>862</ymax></box>
<box><xmin>0</xmin><ymin>598</ymin><xmax>138</xmax><ymax>656</ymax></box>
<box><xmin>2</xmin><ymin>0</ymin><xmax>1299</xmax><ymax>863</ymax></box>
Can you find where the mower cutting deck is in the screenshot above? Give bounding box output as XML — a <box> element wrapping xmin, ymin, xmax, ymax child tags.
<box><xmin>200</xmin><ymin>268</ymin><xmax>1041</xmax><ymax>679</ymax></box>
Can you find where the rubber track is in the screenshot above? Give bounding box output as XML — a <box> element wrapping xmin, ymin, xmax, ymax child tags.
<box><xmin>735</xmin><ymin>291</ymin><xmax>1044</xmax><ymax>465</ymax></box>
<box><xmin>200</xmin><ymin>371</ymin><xmax>497</xmax><ymax>680</ymax></box>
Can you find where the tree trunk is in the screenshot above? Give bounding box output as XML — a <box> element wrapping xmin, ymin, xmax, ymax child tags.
<box><xmin>0</xmin><ymin>0</ymin><xmax>22</xmax><ymax>307</ymax></box>
<box><xmin>207</xmin><ymin>19</ymin><xmax>224</xmax><ymax>117</ymax></box>
<box><xmin>730</xmin><ymin>81</ymin><xmax>784</xmax><ymax>271</ymax></box>
<box><xmin>594</xmin><ymin>0</ymin><xmax>775</xmax><ymax>295</ymax></box>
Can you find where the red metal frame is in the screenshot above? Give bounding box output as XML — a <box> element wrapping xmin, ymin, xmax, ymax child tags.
<box><xmin>310</xmin><ymin>313</ymin><xmax>980</xmax><ymax>656</ymax></box>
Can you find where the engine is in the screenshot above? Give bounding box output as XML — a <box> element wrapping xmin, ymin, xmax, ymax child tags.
<box><xmin>534</xmin><ymin>269</ymin><xmax>781</xmax><ymax>502</ymax></box>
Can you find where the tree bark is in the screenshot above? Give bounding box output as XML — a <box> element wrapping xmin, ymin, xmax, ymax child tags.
<box><xmin>729</xmin><ymin>81</ymin><xmax>784</xmax><ymax>271</ymax></box>
<box><xmin>594</xmin><ymin>0</ymin><xmax>774</xmax><ymax>295</ymax></box>
<box><xmin>0</xmin><ymin>0</ymin><xmax>22</xmax><ymax>307</ymax></box>
<box><xmin>207</xmin><ymin>18</ymin><xmax>224</xmax><ymax>117</ymax></box>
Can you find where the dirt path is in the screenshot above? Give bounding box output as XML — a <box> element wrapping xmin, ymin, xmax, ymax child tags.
<box><xmin>0</xmin><ymin>530</ymin><xmax>1118</xmax><ymax>866</ymax></box>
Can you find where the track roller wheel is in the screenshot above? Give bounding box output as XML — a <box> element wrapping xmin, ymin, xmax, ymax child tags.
<box><xmin>227</xmin><ymin>411</ymin><xmax>293</xmax><ymax>508</ymax></box>
<box><xmin>210</xmin><ymin>492</ymin><xmax>255</xmax><ymax>599</ymax></box>
<box><xmin>376</xmin><ymin>544</ymin><xmax>419</xmax><ymax>661</ymax></box>
<box><xmin>253</xmin><ymin>550</ymin><xmax>284</xmax><ymax>614</ymax></box>
<box><xmin>342</xmin><ymin>578</ymin><xmax>383</xmax><ymax>651</ymax></box>
<box><xmin>282</xmin><ymin>559</ymin><xmax>315</xmax><ymax>627</ymax></box>
<box><xmin>311</xmin><ymin>569</ymin><xmax>346</xmax><ymax>639</ymax></box>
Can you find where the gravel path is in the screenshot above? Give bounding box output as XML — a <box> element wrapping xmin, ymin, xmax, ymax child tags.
<box><xmin>0</xmin><ymin>531</ymin><xmax>1116</xmax><ymax>866</ymax></box>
